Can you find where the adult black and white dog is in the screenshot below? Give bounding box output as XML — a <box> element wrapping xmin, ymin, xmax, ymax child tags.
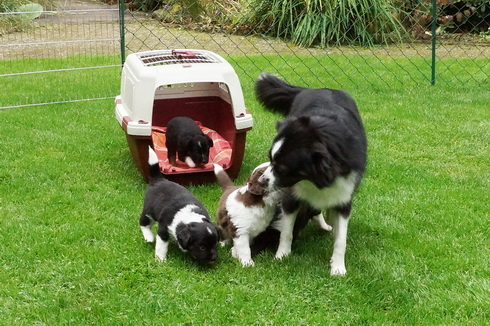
<box><xmin>255</xmin><ymin>73</ymin><xmax>367</xmax><ymax>276</ymax></box>
<box><xmin>166</xmin><ymin>116</ymin><xmax>213</xmax><ymax>167</ymax></box>
<box><xmin>139</xmin><ymin>146</ymin><xmax>220</xmax><ymax>263</ymax></box>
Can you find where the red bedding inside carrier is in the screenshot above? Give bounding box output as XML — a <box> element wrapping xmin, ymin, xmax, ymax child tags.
<box><xmin>151</xmin><ymin>122</ymin><xmax>232</xmax><ymax>173</ymax></box>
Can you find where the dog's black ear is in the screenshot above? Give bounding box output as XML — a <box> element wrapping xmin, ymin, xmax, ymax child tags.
<box><xmin>298</xmin><ymin>116</ymin><xmax>311</xmax><ymax>127</ymax></box>
<box><xmin>216</xmin><ymin>225</ymin><xmax>226</xmax><ymax>241</ymax></box>
<box><xmin>186</xmin><ymin>136</ymin><xmax>196</xmax><ymax>149</ymax></box>
<box><xmin>275</xmin><ymin>120</ymin><xmax>284</xmax><ymax>131</ymax></box>
<box><xmin>178</xmin><ymin>134</ymin><xmax>193</xmax><ymax>149</ymax></box>
<box><xmin>177</xmin><ymin>225</ymin><xmax>193</xmax><ymax>249</ymax></box>
<box><xmin>307</xmin><ymin>148</ymin><xmax>335</xmax><ymax>188</ymax></box>
<box><xmin>206</xmin><ymin>135</ymin><xmax>214</xmax><ymax>148</ymax></box>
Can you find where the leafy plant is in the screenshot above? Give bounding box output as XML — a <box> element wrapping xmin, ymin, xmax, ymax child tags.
<box><xmin>480</xmin><ymin>26</ymin><xmax>490</xmax><ymax>40</ymax></box>
<box><xmin>238</xmin><ymin>0</ymin><xmax>406</xmax><ymax>47</ymax></box>
<box><xmin>150</xmin><ymin>0</ymin><xmax>240</xmax><ymax>32</ymax></box>
<box><xmin>17</xmin><ymin>2</ymin><xmax>43</xmax><ymax>20</ymax></box>
<box><xmin>396</xmin><ymin>0</ymin><xmax>490</xmax><ymax>39</ymax></box>
<box><xmin>0</xmin><ymin>0</ymin><xmax>49</xmax><ymax>36</ymax></box>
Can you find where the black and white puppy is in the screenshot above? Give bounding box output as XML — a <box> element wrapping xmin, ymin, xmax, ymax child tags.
<box><xmin>166</xmin><ymin>116</ymin><xmax>213</xmax><ymax>167</ymax></box>
<box><xmin>255</xmin><ymin>73</ymin><xmax>367</xmax><ymax>276</ymax></box>
<box><xmin>139</xmin><ymin>146</ymin><xmax>220</xmax><ymax>263</ymax></box>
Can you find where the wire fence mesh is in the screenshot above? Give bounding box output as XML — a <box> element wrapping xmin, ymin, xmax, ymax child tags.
<box><xmin>0</xmin><ymin>0</ymin><xmax>122</xmax><ymax>108</ymax></box>
<box><xmin>123</xmin><ymin>0</ymin><xmax>489</xmax><ymax>89</ymax></box>
<box><xmin>0</xmin><ymin>0</ymin><xmax>488</xmax><ymax>109</ymax></box>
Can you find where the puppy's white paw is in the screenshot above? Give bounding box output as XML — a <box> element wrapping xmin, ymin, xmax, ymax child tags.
<box><xmin>322</xmin><ymin>224</ymin><xmax>333</xmax><ymax>231</ymax></box>
<box><xmin>313</xmin><ymin>213</ymin><xmax>333</xmax><ymax>231</ymax></box>
<box><xmin>241</xmin><ymin>259</ymin><xmax>255</xmax><ymax>267</ymax></box>
<box><xmin>140</xmin><ymin>226</ymin><xmax>155</xmax><ymax>243</ymax></box>
<box><xmin>155</xmin><ymin>253</ymin><xmax>167</xmax><ymax>262</ymax></box>
<box><xmin>330</xmin><ymin>260</ymin><xmax>347</xmax><ymax>276</ymax></box>
<box><xmin>185</xmin><ymin>157</ymin><xmax>196</xmax><ymax>168</ymax></box>
<box><xmin>275</xmin><ymin>248</ymin><xmax>291</xmax><ymax>260</ymax></box>
<box><xmin>231</xmin><ymin>246</ymin><xmax>238</xmax><ymax>258</ymax></box>
<box><xmin>144</xmin><ymin>234</ymin><xmax>155</xmax><ymax>243</ymax></box>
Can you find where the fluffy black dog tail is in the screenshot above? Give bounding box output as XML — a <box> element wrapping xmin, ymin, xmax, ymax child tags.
<box><xmin>254</xmin><ymin>73</ymin><xmax>305</xmax><ymax>116</ymax></box>
<box><xmin>148</xmin><ymin>146</ymin><xmax>162</xmax><ymax>185</ymax></box>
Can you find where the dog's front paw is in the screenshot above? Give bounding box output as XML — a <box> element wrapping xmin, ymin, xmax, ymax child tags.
<box><xmin>322</xmin><ymin>224</ymin><xmax>333</xmax><ymax>231</ymax></box>
<box><xmin>330</xmin><ymin>259</ymin><xmax>347</xmax><ymax>276</ymax></box>
<box><xmin>275</xmin><ymin>248</ymin><xmax>291</xmax><ymax>260</ymax></box>
<box><xmin>155</xmin><ymin>253</ymin><xmax>167</xmax><ymax>262</ymax></box>
<box><xmin>231</xmin><ymin>246</ymin><xmax>238</xmax><ymax>258</ymax></box>
<box><xmin>140</xmin><ymin>226</ymin><xmax>155</xmax><ymax>243</ymax></box>
<box><xmin>241</xmin><ymin>258</ymin><xmax>255</xmax><ymax>267</ymax></box>
<box><xmin>313</xmin><ymin>213</ymin><xmax>333</xmax><ymax>231</ymax></box>
<box><xmin>185</xmin><ymin>157</ymin><xmax>196</xmax><ymax>168</ymax></box>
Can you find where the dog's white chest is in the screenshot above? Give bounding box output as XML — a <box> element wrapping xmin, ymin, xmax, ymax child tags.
<box><xmin>293</xmin><ymin>172</ymin><xmax>358</xmax><ymax>209</ymax></box>
<box><xmin>226</xmin><ymin>190</ymin><xmax>279</xmax><ymax>238</ymax></box>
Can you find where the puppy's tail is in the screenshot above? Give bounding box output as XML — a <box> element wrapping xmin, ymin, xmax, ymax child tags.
<box><xmin>213</xmin><ymin>164</ymin><xmax>233</xmax><ymax>192</ymax></box>
<box><xmin>254</xmin><ymin>73</ymin><xmax>305</xmax><ymax>116</ymax></box>
<box><xmin>148</xmin><ymin>146</ymin><xmax>162</xmax><ymax>184</ymax></box>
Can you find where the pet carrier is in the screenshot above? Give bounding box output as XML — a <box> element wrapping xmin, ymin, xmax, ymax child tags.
<box><xmin>115</xmin><ymin>49</ymin><xmax>253</xmax><ymax>185</ymax></box>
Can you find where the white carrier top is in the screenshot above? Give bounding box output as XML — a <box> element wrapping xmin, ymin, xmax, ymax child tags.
<box><xmin>115</xmin><ymin>49</ymin><xmax>253</xmax><ymax>136</ymax></box>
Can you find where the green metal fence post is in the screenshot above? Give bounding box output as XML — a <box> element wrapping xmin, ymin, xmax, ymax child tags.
<box><xmin>430</xmin><ymin>0</ymin><xmax>437</xmax><ymax>85</ymax></box>
<box><xmin>119</xmin><ymin>0</ymin><xmax>126</xmax><ymax>66</ymax></box>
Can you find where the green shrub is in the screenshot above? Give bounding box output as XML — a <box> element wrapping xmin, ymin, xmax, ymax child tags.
<box><xmin>238</xmin><ymin>0</ymin><xmax>406</xmax><ymax>47</ymax></box>
<box><xmin>144</xmin><ymin>0</ymin><xmax>240</xmax><ymax>32</ymax></box>
<box><xmin>0</xmin><ymin>0</ymin><xmax>55</xmax><ymax>35</ymax></box>
<box><xmin>396</xmin><ymin>0</ymin><xmax>490</xmax><ymax>37</ymax></box>
<box><xmin>0</xmin><ymin>0</ymin><xmax>54</xmax><ymax>12</ymax></box>
<box><xmin>0</xmin><ymin>0</ymin><xmax>26</xmax><ymax>12</ymax></box>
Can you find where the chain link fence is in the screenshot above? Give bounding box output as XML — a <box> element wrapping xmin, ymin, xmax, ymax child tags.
<box><xmin>123</xmin><ymin>0</ymin><xmax>489</xmax><ymax>89</ymax></box>
<box><xmin>0</xmin><ymin>0</ymin><xmax>488</xmax><ymax>109</ymax></box>
<box><xmin>0</xmin><ymin>0</ymin><xmax>122</xmax><ymax>109</ymax></box>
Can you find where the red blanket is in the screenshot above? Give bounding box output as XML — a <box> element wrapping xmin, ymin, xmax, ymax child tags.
<box><xmin>151</xmin><ymin>122</ymin><xmax>232</xmax><ymax>173</ymax></box>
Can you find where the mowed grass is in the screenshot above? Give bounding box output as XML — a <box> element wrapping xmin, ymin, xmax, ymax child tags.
<box><xmin>0</xmin><ymin>54</ymin><xmax>489</xmax><ymax>325</ymax></box>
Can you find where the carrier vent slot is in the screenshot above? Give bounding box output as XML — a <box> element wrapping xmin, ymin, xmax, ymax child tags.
<box><xmin>138</xmin><ymin>50</ymin><xmax>220</xmax><ymax>66</ymax></box>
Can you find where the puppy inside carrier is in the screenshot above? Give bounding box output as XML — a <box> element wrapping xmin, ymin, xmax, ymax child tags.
<box><xmin>115</xmin><ymin>49</ymin><xmax>253</xmax><ymax>185</ymax></box>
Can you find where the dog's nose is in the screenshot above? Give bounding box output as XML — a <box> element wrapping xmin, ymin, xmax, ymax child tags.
<box><xmin>258</xmin><ymin>175</ymin><xmax>269</xmax><ymax>188</ymax></box>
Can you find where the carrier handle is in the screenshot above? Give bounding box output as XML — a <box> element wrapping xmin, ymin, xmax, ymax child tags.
<box><xmin>171</xmin><ymin>50</ymin><xmax>196</xmax><ymax>58</ymax></box>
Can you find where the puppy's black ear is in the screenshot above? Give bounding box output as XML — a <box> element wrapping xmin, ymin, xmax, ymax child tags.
<box><xmin>186</xmin><ymin>136</ymin><xmax>195</xmax><ymax>149</ymax></box>
<box><xmin>216</xmin><ymin>225</ymin><xmax>226</xmax><ymax>241</ymax></box>
<box><xmin>178</xmin><ymin>134</ymin><xmax>192</xmax><ymax>150</ymax></box>
<box><xmin>206</xmin><ymin>135</ymin><xmax>214</xmax><ymax>148</ymax></box>
<box><xmin>275</xmin><ymin>121</ymin><xmax>284</xmax><ymax>131</ymax></box>
<box><xmin>177</xmin><ymin>225</ymin><xmax>192</xmax><ymax>249</ymax></box>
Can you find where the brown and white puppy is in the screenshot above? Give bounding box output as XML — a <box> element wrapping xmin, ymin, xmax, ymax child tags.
<box><xmin>166</xmin><ymin>116</ymin><xmax>213</xmax><ymax>167</ymax></box>
<box><xmin>214</xmin><ymin>162</ymin><xmax>280</xmax><ymax>267</ymax></box>
<box><xmin>139</xmin><ymin>147</ymin><xmax>220</xmax><ymax>264</ymax></box>
<box><xmin>214</xmin><ymin>163</ymin><xmax>331</xmax><ymax>266</ymax></box>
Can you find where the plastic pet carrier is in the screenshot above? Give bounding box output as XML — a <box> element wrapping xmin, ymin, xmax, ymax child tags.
<box><xmin>115</xmin><ymin>49</ymin><xmax>253</xmax><ymax>185</ymax></box>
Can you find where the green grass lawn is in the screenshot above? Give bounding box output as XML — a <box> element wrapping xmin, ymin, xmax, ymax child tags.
<box><xmin>0</xmin><ymin>54</ymin><xmax>489</xmax><ymax>325</ymax></box>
